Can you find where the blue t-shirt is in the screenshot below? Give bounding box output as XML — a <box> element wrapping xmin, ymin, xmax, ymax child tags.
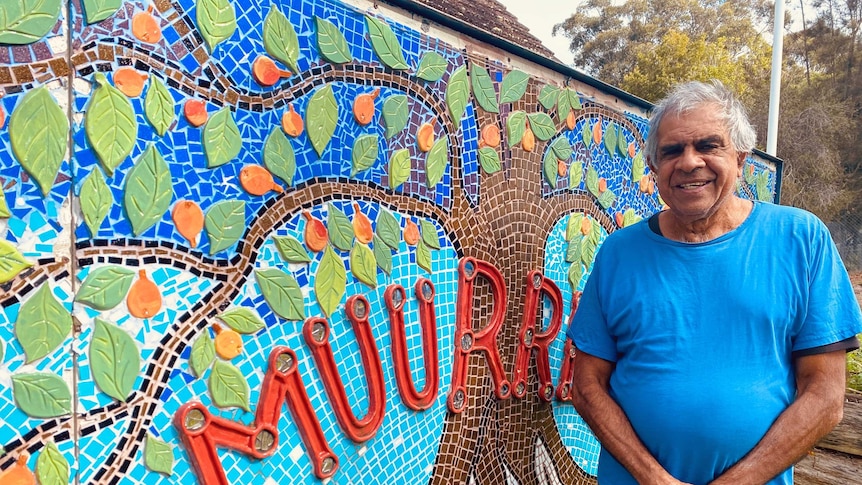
<box><xmin>568</xmin><ymin>202</ymin><xmax>862</xmax><ymax>485</ymax></box>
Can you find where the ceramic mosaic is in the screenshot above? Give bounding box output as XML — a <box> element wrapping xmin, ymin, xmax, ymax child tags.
<box><xmin>0</xmin><ymin>0</ymin><xmax>780</xmax><ymax>483</ymax></box>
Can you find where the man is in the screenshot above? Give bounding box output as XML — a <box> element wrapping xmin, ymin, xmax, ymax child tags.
<box><xmin>567</xmin><ymin>80</ymin><xmax>862</xmax><ymax>485</ymax></box>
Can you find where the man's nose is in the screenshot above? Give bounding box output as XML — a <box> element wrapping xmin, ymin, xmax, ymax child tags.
<box><xmin>677</xmin><ymin>147</ymin><xmax>705</xmax><ymax>171</ymax></box>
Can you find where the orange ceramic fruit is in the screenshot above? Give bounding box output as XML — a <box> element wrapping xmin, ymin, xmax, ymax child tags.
<box><xmin>0</xmin><ymin>453</ymin><xmax>35</xmax><ymax>485</ymax></box>
<box><xmin>353</xmin><ymin>88</ymin><xmax>379</xmax><ymax>125</ymax></box>
<box><xmin>214</xmin><ymin>324</ymin><xmax>243</xmax><ymax>360</ymax></box>
<box><xmin>184</xmin><ymin>99</ymin><xmax>208</xmax><ymax>127</ymax></box>
<box><xmin>521</xmin><ymin>125</ymin><xmax>535</xmax><ymax>152</ymax></box>
<box><xmin>282</xmin><ymin>104</ymin><xmax>304</xmax><ymax>137</ymax></box>
<box><xmin>628</xmin><ymin>142</ymin><xmax>636</xmax><ymax>158</ymax></box>
<box><xmin>598</xmin><ymin>177</ymin><xmax>607</xmax><ymax>193</ymax></box>
<box><xmin>113</xmin><ymin>67</ymin><xmax>148</xmax><ymax>97</ymax></box>
<box><xmin>480</xmin><ymin>124</ymin><xmax>501</xmax><ymax>148</ymax></box>
<box><xmin>171</xmin><ymin>200</ymin><xmax>204</xmax><ymax>248</ymax></box>
<box><xmin>252</xmin><ymin>56</ymin><xmax>291</xmax><ymax>87</ymax></box>
<box><xmin>615</xmin><ymin>212</ymin><xmax>624</xmax><ymax>227</ymax></box>
<box><xmin>638</xmin><ymin>174</ymin><xmax>649</xmax><ymax>193</ymax></box>
<box><xmin>557</xmin><ymin>159</ymin><xmax>567</xmax><ymax>177</ymax></box>
<box><xmin>404</xmin><ymin>219</ymin><xmax>420</xmax><ymax>246</ymax></box>
<box><xmin>352</xmin><ymin>203</ymin><xmax>373</xmax><ymax>244</ymax></box>
<box><xmin>592</xmin><ymin>118</ymin><xmax>602</xmax><ymax>145</ymax></box>
<box><xmin>416</xmin><ymin>120</ymin><xmax>435</xmax><ymax>152</ymax></box>
<box><xmin>303</xmin><ymin>211</ymin><xmax>328</xmax><ymax>252</ymax></box>
<box><xmin>565</xmin><ymin>110</ymin><xmax>576</xmax><ymax>131</ymax></box>
<box><xmin>127</xmin><ymin>270</ymin><xmax>162</xmax><ymax>319</ymax></box>
<box><xmin>0</xmin><ymin>104</ymin><xmax>5</xmax><ymax>130</ymax></box>
<box><xmin>580</xmin><ymin>216</ymin><xmax>592</xmax><ymax>236</ymax></box>
<box><xmin>240</xmin><ymin>165</ymin><xmax>282</xmax><ymax>196</ymax></box>
<box><xmin>132</xmin><ymin>6</ymin><xmax>162</xmax><ymax>44</ymax></box>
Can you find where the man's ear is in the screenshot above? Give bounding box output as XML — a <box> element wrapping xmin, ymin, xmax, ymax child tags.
<box><xmin>736</xmin><ymin>152</ymin><xmax>748</xmax><ymax>175</ymax></box>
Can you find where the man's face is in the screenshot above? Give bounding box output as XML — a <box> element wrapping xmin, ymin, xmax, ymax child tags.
<box><xmin>650</xmin><ymin>105</ymin><xmax>746</xmax><ymax>226</ymax></box>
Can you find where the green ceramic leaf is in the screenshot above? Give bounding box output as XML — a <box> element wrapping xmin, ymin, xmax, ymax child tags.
<box><xmin>500</xmin><ymin>70</ymin><xmax>529</xmax><ymax>104</ymax></box>
<box><xmin>75</xmin><ymin>266</ymin><xmax>135</xmax><ymax>310</ymax></box>
<box><xmin>569</xmin><ymin>159</ymin><xmax>583</xmax><ymax>190</ymax></box>
<box><xmin>263</xmin><ymin>7</ymin><xmax>300</xmax><ymax>71</ymax></box>
<box><xmin>0</xmin><ymin>0</ymin><xmax>62</xmax><ymax>44</ymax></box>
<box><xmin>209</xmin><ymin>360</ymin><xmax>250</xmax><ymax>411</ymax></box>
<box><xmin>315</xmin><ymin>16</ymin><xmax>351</xmax><ymax>64</ymax></box>
<box><xmin>81</xmin><ymin>0</ymin><xmax>121</xmax><ymax>24</ymax></box>
<box><xmin>566</xmin><ymin>213</ymin><xmax>584</xmax><ymax>240</ymax></box>
<box><xmin>15</xmin><ymin>283</ymin><xmax>71</xmax><ymax>364</ymax></box>
<box><xmin>145</xmin><ymin>433</ymin><xmax>174</xmax><ymax>476</ymax></box>
<box><xmin>190</xmin><ymin>331</ymin><xmax>214</xmax><ymax>378</ymax></box>
<box><xmin>79</xmin><ymin>168</ymin><xmax>112</xmax><ymax>237</ymax></box>
<box><xmin>124</xmin><ymin>145</ymin><xmax>173</xmax><ymax>237</ymax></box>
<box><xmin>144</xmin><ymin>77</ymin><xmax>174</xmax><ymax>137</ymax></box>
<box><xmin>622</xmin><ymin>208</ymin><xmax>641</xmax><ymax>228</ymax></box>
<box><xmin>617</xmin><ymin>127</ymin><xmax>628</xmax><ymax>158</ymax></box>
<box><xmin>263</xmin><ymin>127</ymin><xmax>296</xmax><ymax>186</ymax></box>
<box><xmin>273</xmin><ymin>235</ymin><xmax>311</xmax><ymax>263</ymax></box>
<box><xmin>470</xmin><ymin>64</ymin><xmax>498</xmax><ymax>113</ymax></box>
<box><xmin>581</xmin><ymin>120</ymin><xmax>592</xmax><ymax>148</ymax></box>
<box><xmin>0</xmin><ymin>189</ymin><xmax>9</xmax><ymax>218</ymax></box>
<box><xmin>568</xmin><ymin>262</ymin><xmax>583</xmax><ymax>289</ymax></box>
<box><xmin>90</xmin><ymin>317</ymin><xmax>140</xmax><ymax>402</ymax></box>
<box><xmin>86</xmin><ymin>73</ymin><xmax>137</xmax><ymax>176</ymax></box>
<box><xmin>543</xmin><ymin>150</ymin><xmax>557</xmax><ymax>187</ymax></box>
<box><xmin>389</xmin><ymin>148</ymin><xmax>411</xmax><ymax>189</ymax></box>
<box><xmin>416</xmin><ymin>52</ymin><xmax>447</xmax><ymax>82</ymax></box>
<box><xmin>376</xmin><ymin>209</ymin><xmax>400</xmax><ymax>249</ymax></box>
<box><xmin>350</xmin><ymin>243</ymin><xmax>377</xmax><ymax>287</ymax></box>
<box><xmin>255</xmin><ymin>268</ymin><xmax>304</xmax><ymax>320</ymax></box>
<box><xmin>419</xmin><ymin>219</ymin><xmax>441</xmax><ymax>249</ymax></box>
<box><xmin>315</xmin><ymin>245</ymin><xmax>346</xmax><ymax>317</ymax></box>
<box><xmin>0</xmin><ymin>239</ymin><xmax>33</xmax><ymax>284</ymax></box>
<box><xmin>631</xmin><ymin>150</ymin><xmax>645</xmax><ymax>183</ymax></box>
<box><xmin>416</xmin><ymin>239</ymin><xmax>432</xmax><ymax>273</ymax></box>
<box><xmin>9</xmin><ymin>86</ymin><xmax>68</xmax><ymax>195</ymax></box>
<box><xmin>11</xmin><ymin>372</ymin><xmax>71</xmax><ymax>418</ymax></box>
<box><xmin>372</xmin><ymin>236</ymin><xmax>392</xmax><ymax>275</ymax></box>
<box><xmin>351</xmin><ymin>134</ymin><xmax>379</xmax><ymax>176</ymax></box>
<box><xmin>307</xmin><ymin>85</ymin><xmax>338</xmax><ymax>157</ymax></box>
<box><xmin>581</xmin><ymin>229</ymin><xmax>597</xmax><ymax>267</ymax></box>
<box><xmin>36</xmin><ymin>440</ymin><xmax>68</xmax><ymax>485</ymax></box>
<box><xmin>598</xmin><ymin>189</ymin><xmax>617</xmax><ymax>209</ymax></box>
<box><xmin>566</xmin><ymin>237</ymin><xmax>581</xmax><ymax>263</ymax></box>
<box><xmin>203</xmin><ymin>108</ymin><xmax>241</xmax><ymax>168</ymax></box>
<box><xmin>446</xmin><ymin>66</ymin><xmax>469</xmax><ymax>124</ymax></box>
<box><xmin>603</xmin><ymin>123</ymin><xmax>617</xmax><ymax>158</ymax></box>
<box><xmin>218</xmin><ymin>307</ymin><xmax>265</xmax><ymax>334</ymax></box>
<box><xmin>477</xmin><ymin>147</ymin><xmax>501</xmax><ymax>174</ymax></box>
<box><xmin>365</xmin><ymin>15</ymin><xmax>408</xmax><ymax>70</ymax></box>
<box><xmin>506</xmin><ymin>111</ymin><xmax>526</xmax><ymax>147</ymax></box>
<box><xmin>327</xmin><ymin>203</ymin><xmax>354</xmax><ymax>252</ymax></box>
<box><xmin>205</xmin><ymin>200</ymin><xmax>245</xmax><ymax>254</ymax></box>
<box><xmin>757</xmin><ymin>170</ymin><xmax>772</xmax><ymax>201</ymax></box>
<box><xmin>527</xmin><ymin>112</ymin><xmax>555</xmax><ymax>141</ymax></box>
<box><xmin>586</xmin><ymin>165</ymin><xmax>600</xmax><ymax>197</ymax></box>
<box><xmin>0</xmin><ymin>340</ymin><xmax>4</xmax><ymax>364</ymax></box>
<box><xmin>425</xmin><ymin>137</ymin><xmax>448</xmax><ymax>188</ymax></box>
<box><xmin>551</xmin><ymin>137</ymin><xmax>573</xmax><ymax>160</ymax></box>
<box><xmin>538</xmin><ymin>85</ymin><xmax>559</xmax><ymax>110</ymax></box>
<box><xmin>196</xmin><ymin>0</ymin><xmax>236</xmax><ymax>53</ymax></box>
<box><xmin>566</xmin><ymin>88</ymin><xmax>582</xmax><ymax>110</ymax></box>
<box><xmin>382</xmin><ymin>95</ymin><xmax>408</xmax><ymax>139</ymax></box>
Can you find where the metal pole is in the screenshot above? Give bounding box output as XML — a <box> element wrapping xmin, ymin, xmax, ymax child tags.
<box><xmin>766</xmin><ymin>0</ymin><xmax>785</xmax><ymax>156</ymax></box>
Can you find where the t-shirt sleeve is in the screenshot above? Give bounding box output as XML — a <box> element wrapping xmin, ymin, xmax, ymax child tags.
<box><xmin>792</xmin><ymin>219</ymin><xmax>862</xmax><ymax>352</ymax></box>
<box><xmin>566</xmin><ymin>259</ymin><xmax>618</xmax><ymax>362</ymax></box>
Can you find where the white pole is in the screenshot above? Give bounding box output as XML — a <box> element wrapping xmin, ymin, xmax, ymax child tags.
<box><xmin>766</xmin><ymin>0</ymin><xmax>785</xmax><ymax>156</ymax></box>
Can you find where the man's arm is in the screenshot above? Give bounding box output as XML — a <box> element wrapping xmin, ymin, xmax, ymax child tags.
<box><xmin>709</xmin><ymin>350</ymin><xmax>847</xmax><ymax>485</ymax></box>
<box><xmin>571</xmin><ymin>351</ymin><xmax>691</xmax><ymax>485</ymax></box>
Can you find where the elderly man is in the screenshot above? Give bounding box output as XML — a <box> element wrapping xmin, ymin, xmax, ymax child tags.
<box><xmin>568</xmin><ymin>81</ymin><xmax>862</xmax><ymax>485</ymax></box>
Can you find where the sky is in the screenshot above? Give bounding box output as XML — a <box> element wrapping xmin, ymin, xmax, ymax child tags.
<box><xmin>496</xmin><ymin>0</ymin><xmax>579</xmax><ymax>64</ymax></box>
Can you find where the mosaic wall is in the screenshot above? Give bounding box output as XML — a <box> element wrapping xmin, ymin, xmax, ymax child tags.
<box><xmin>0</xmin><ymin>0</ymin><xmax>779</xmax><ymax>483</ymax></box>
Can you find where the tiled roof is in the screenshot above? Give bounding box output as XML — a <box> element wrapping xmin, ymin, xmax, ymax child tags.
<box><xmin>400</xmin><ymin>0</ymin><xmax>558</xmax><ymax>60</ymax></box>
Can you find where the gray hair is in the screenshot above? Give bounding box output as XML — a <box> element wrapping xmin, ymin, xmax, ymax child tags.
<box><xmin>645</xmin><ymin>80</ymin><xmax>756</xmax><ymax>167</ymax></box>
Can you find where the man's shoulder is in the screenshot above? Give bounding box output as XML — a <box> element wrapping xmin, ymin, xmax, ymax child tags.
<box><xmin>754</xmin><ymin>202</ymin><xmax>826</xmax><ymax>230</ymax></box>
